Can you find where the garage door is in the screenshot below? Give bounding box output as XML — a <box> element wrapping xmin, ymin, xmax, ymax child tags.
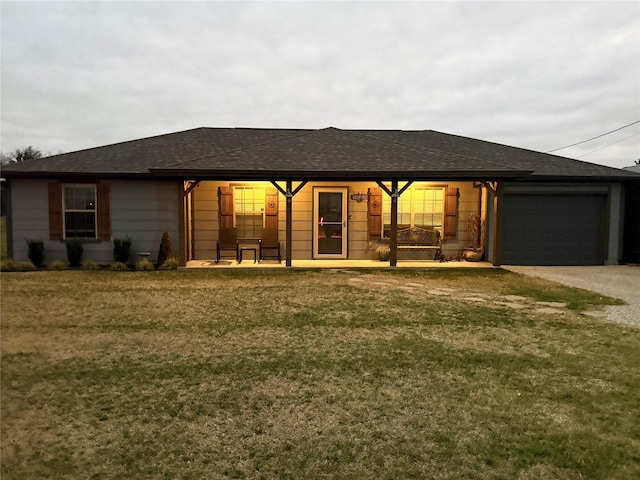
<box><xmin>502</xmin><ymin>194</ymin><xmax>605</xmax><ymax>265</ymax></box>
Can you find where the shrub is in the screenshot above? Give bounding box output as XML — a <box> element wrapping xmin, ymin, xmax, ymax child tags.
<box><xmin>135</xmin><ymin>258</ymin><xmax>155</xmax><ymax>271</ymax></box>
<box><xmin>48</xmin><ymin>261</ymin><xmax>67</xmax><ymax>271</ymax></box>
<box><xmin>82</xmin><ymin>260</ymin><xmax>101</xmax><ymax>270</ymax></box>
<box><xmin>375</xmin><ymin>245</ymin><xmax>390</xmax><ymax>261</ymax></box>
<box><xmin>6</xmin><ymin>261</ymin><xmax>37</xmax><ymax>271</ymax></box>
<box><xmin>110</xmin><ymin>262</ymin><xmax>129</xmax><ymax>271</ymax></box>
<box><xmin>159</xmin><ymin>257</ymin><xmax>179</xmax><ymax>270</ymax></box>
<box><xmin>65</xmin><ymin>239</ymin><xmax>83</xmax><ymax>268</ymax></box>
<box><xmin>113</xmin><ymin>237</ymin><xmax>132</xmax><ymax>264</ymax></box>
<box><xmin>1</xmin><ymin>259</ymin><xmax>14</xmax><ymax>271</ymax></box>
<box><xmin>157</xmin><ymin>231</ymin><xmax>174</xmax><ymax>267</ymax></box>
<box><xmin>26</xmin><ymin>239</ymin><xmax>45</xmax><ymax>268</ymax></box>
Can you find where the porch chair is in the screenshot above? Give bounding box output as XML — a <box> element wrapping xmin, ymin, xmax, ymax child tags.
<box><xmin>216</xmin><ymin>228</ymin><xmax>239</xmax><ymax>263</ymax></box>
<box><xmin>259</xmin><ymin>227</ymin><xmax>281</xmax><ymax>262</ymax></box>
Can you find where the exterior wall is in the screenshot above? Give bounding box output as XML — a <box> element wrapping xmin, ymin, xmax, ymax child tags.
<box><xmin>623</xmin><ymin>181</ymin><xmax>640</xmax><ymax>263</ymax></box>
<box><xmin>111</xmin><ymin>180</ymin><xmax>181</xmax><ymax>264</ymax></box>
<box><xmin>191</xmin><ymin>180</ymin><xmax>481</xmax><ymax>261</ymax></box>
<box><xmin>8</xmin><ymin>178</ymin><xmax>180</xmax><ymax>264</ymax></box>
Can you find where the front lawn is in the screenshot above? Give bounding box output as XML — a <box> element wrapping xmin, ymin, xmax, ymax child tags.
<box><xmin>1</xmin><ymin>269</ymin><xmax>638</xmax><ymax>479</ymax></box>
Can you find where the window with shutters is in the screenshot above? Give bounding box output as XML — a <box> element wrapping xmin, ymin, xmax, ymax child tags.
<box><xmin>63</xmin><ymin>184</ymin><xmax>97</xmax><ymax>238</ymax></box>
<box><xmin>382</xmin><ymin>187</ymin><xmax>444</xmax><ymax>238</ymax></box>
<box><xmin>234</xmin><ymin>186</ymin><xmax>265</xmax><ymax>238</ymax></box>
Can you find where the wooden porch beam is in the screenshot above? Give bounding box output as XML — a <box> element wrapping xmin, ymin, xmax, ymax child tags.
<box><xmin>375</xmin><ymin>180</ymin><xmax>413</xmax><ymax>198</ymax></box>
<box><xmin>478</xmin><ymin>180</ymin><xmax>498</xmax><ymax>196</ymax></box>
<box><xmin>375</xmin><ymin>180</ymin><xmax>413</xmax><ymax>267</ymax></box>
<box><xmin>183</xmin><ymin>180</ymin><xmax>201</xmax><ymax>196</ymax></box>
<box><xmin>285</xmin><ymin>180</ymin><xmax>293</xmax><ymax>267</ymax></box>
<box><xmin>390</xmin><ymin>180</ymin><xmax>399</xmax><ymax>267</ymax></box>
<box><xmin>270</xmin><ymin>180</ymin><xmax>287</xmax><ymax>197</ymax></box>
<box><xmin>271</xmin><ymin>180</ymin><xmax>308</xmax><ymax>267</ymax></box>
<box><xmin>492</xmin><ymin>181</ymin><xmax>503</xmax><ymax>266</ymax></box>
<box><xmin>178</xmin><ymin>183</ymin><xmax>187</xmax><ymax>267</ymax></box>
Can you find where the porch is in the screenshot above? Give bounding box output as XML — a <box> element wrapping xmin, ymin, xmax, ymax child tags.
<box><xmin>184</xmin><ymin>259</ymin><xmax>495</xmax><ymax>269</ymax></box>
<box><xmin>184</xmin><ymin>179</ymin><xmax>493</xmax><ymax>267</ymax></box>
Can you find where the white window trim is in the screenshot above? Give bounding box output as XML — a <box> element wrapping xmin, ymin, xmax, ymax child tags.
<box><xmin>62</xmin><ymin>184</ymin><xmax>97</xmax><ymax>239</ymax></box>
<box><xmin>382</xmin><ymin>186</ymin><xmax>445</xmax><ymax>237</ymax></box>
<box><xmin>232</xmin><ymin>185</ymin><xmax>265</xmax><ymax>237</ymax></box>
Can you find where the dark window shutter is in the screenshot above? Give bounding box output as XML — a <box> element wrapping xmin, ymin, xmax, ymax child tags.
<box><xmin>443</xmin><ymin>187</ymin><xmax>459</xmax><ymax>240</ymax></box>
<box><xmin>48</xmin><ymin>181</ymin><xmax>63</xmax><ymax>240</ymax></box>
<box><xmin>264</xmin><ymin>187</ymin><xmax>279</xmax><ymax>230</ymax></box>
<box><xmin>218</xmin><ymin>186</ymin><xmax>234</xmax><ymax>229</ymax></box>
<box><xmin>368</xmin><ymin>187</ymin><xmax>382</xmax><ymax>238</ymax></box>
<box><xmin>96</xmin><ymin>182</ymin><xmax>111</xmax><ymax>241</ymax></box>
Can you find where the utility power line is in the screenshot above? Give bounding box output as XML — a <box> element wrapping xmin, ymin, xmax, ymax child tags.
<box><xmin>576</xmin><ymin>131</ymin><xmax>640</xmax><ymax>158</ymax></box>
<box><xmin>546</xmin><ymin>120</ymin><xmax>640</xmax><ymax>153</ymax></box>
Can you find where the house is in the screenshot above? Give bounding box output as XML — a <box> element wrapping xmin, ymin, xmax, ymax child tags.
<box><xmin>622</xmin><ymin>165</ymin><xmax>640</xmax><ymax>264</ymax></box>
<box><xmin>2</xmin><ymin>127</ymin><xmax>638</xmax><ymax>267</ymax></box>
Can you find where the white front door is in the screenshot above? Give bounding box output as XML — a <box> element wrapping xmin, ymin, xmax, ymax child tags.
<box><xmin>313</xmin><ymin>187</ymin><xmax>348</xmax><ymax>259</ymax></box>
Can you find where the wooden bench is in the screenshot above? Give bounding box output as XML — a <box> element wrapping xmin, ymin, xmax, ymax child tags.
<box><xmin>396</xmin><ymin>226</ymin><xmax>442</xmax><ymax>261</ymax></box>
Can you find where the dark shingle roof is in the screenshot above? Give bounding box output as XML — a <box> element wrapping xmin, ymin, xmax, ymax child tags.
<box><xmin>1</xmin><ymin>128</ymin><xmax>308</xmax><ymax>176</ymax></box>
<box><xmin>363</xmin><ymin>130</ymin><xmax>632</xmax><ymax>179</ymax></box>
<box><xmin>2</xmin><ymin>126</ymin><xmax>636</xmax><ymax>181</ymax></box>
<box><xmin>150</xmin><ymin>128</ymin><xmax>524</xmax><ymax>179</ymax></box>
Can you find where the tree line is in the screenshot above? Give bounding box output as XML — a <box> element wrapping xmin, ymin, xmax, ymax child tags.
<box><xmin>1</xmin><ymin>146</ymin><xmax>44</xmax><ymax>165</ymax></box>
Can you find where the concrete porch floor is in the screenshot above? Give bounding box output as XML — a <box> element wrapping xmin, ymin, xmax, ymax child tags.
<box><xmin>184</xmin><ymin>259</ymin><xmax>495</xmax><ymax>269</ymax></box>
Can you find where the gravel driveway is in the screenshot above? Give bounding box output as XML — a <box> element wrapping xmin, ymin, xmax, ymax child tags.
<box><xmin>502</xmin><ymin>265</ymin><xmax>640</xmax><ymax>328</ymax></box>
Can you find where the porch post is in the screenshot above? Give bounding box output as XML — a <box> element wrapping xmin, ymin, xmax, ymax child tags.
<box><xmin>285</xmin><ymin>179</ymin><xmax>293</xmax><ymax>267</ymax></box>
<box><xmin>390</xmin><ymin>179</ymin><xmax>399</xmax><ymax>267</ymax></box>
<box><xmin>178</xmin><ymin>182</ymin><xmax>187</xmax><ymax>267</ymax></box>
<box><xmin>492</xmin><ymin>182</ymin><xmax>503</xmax><ymax>266</ymax></box>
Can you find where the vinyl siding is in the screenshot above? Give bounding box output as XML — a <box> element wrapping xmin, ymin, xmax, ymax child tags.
<box><xmin>9</xmin><ymin>179</ymin><xmax>180</xmax><ymax>264</ymax></box>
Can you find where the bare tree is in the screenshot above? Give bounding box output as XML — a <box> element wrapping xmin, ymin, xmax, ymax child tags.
<box><xmin>13</xmin><ymin>146</ymin><xmax>43</xmax><ymax>162</ymax></box>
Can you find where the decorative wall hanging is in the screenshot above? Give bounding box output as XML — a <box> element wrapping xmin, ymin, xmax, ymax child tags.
<box><xmin>350</xmin><ymin>192</ymin><xmax>369</xmax><ymax>203</ymax></box>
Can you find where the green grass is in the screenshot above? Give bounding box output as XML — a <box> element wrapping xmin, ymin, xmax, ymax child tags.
<box><xmin>1</xmin><ymin>269</ymin><xmax>638</xmax><ymax>479</ymax></box>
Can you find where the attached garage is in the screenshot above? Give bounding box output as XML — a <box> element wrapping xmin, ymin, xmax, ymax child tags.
<box><xmin>623</xmin><ymin>181</ymin><xmax>640</xmax><ymax>264</ymax></box>
<box><xmin>502</xmin><ymin>193</ymin><xmax>606</xmax><ymax>265</ymax></box>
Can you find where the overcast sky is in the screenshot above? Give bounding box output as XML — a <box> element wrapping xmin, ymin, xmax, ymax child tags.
<box><xmin>1</xmin><ymin>1</ymin><xmax>639</xmax><ymax>169</ymax></box>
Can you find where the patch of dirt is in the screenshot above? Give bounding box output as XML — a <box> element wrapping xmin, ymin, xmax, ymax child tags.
<box><xmin>518</xmin><ymin>464</ymin><xmax>582</xmax><ymax>480</ymax></box>
<box><xmin>536</xmin><ymin>301</ymin><xmax>568</xmax><ymax>308</ymax></box>
<box><xmin>533</xmin><ymin>307</ymin><xmax>566</xmax><ymax>315</ymax></box>
<box><xmin>346</xmin><ymin>274</ymin><xmax>591</xmax><ymax>318</ymax></box>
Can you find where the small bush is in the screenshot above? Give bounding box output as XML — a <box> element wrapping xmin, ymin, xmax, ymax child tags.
<box><xmin>113</xmin><ymin>237</ymin><xmax>132</xmax><ymax>263</ymax></box>
<box><xmin>65</xmin><ymin>239</ymin><xmax>83</xmax><ymax>268</ymax></box>
<box><xmin>375</xmin><ymin>245</ymin><xmax>390</xmax><ymax>261</ymax></box>
<box><xmin>82</xmin><ymin>260</ymin><xmax>101</xmax><ymax>270</ymax></box>
<box><xmin>7</xmin><ymin>261</ymin><xmax>37</xmax><ymax>271</ymax></box>
<box><xmin>157</xmin><ymin>231</ymin><xmax>175</xmax><ymax>267</ymax></box>
<box><xmin>135</xmin><ymin>258</ymin><xmax>155</xmax><ymax>271</ymax></box>
<box><xmin>48</xmin><ymin>261</ymin><xmax>67</xmax><ymax>271</ymax></box>
<box><xmin>26</xmin><ymin>240</ymin><xmax>45</xmax><ymax>268</ymax></box>
<box><xmin>1</xmin><ymin>259</ymin><xmax>14</xmax><ymax>271</ymax></box>
<box><xmin>159</xmin><ymin>257</ymin><xmax>179</xmax><ymax>270</ymax></box>
<box><xmin>110</xmin><ymin>262</ymin><xmax>129</xmax><ymax>271</ymax></box>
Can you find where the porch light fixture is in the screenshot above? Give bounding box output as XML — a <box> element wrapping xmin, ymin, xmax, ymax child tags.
<box><xmin>350</xmin><ymin>192</ymin><xmax>369</xmax><ymax>203</ymax></box>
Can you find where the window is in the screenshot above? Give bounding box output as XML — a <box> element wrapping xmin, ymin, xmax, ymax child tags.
<box><xmin>63</xmin><ymin>185</ymin><xmax>97</xmax><ymax>238</ymax></box>
<box><xmin>234</xmin><ymin>186</ymin><xmax>265</xmax><ymax>238</ymax></box>
<box><xmin>382</xmin><ymin>187</ymin><xmax>444</xmax><ymax>237</ymax></box>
